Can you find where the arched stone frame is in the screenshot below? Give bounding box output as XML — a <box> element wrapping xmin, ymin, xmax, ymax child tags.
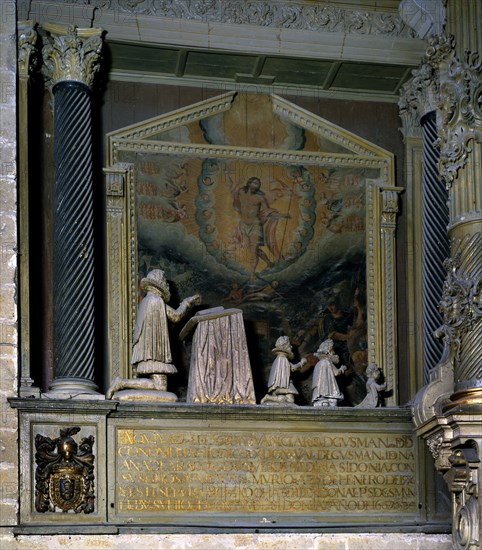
<box><xmin>104</xmin><ymin>91</ymin><xmax>403</xmax><ymax>405</ymax></box>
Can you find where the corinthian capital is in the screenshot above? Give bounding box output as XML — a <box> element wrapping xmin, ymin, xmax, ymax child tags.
<box><xmin>42</xmin><ymin>23</ymin><xmax>103</xmax><ymax>89</ymax></box>
<box><xmin>399</xmin><ymin>61</ymin><xmax>439</xmax><ymax>138</ymax></box>
<box><xmin>436</xmin><ymin>49</ymin><xmax>482</xmax><ymax>187</ymax></box>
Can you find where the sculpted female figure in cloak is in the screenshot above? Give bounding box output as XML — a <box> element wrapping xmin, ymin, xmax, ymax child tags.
<box><xmin>311</xmin><ymin>338</ymin><xmax>347</xmax><ymax>407</ymax></box>
<box><xmin>261</xmin><ymin>336</ymin><xmax>307</xmax><ymax>405</ymax></box>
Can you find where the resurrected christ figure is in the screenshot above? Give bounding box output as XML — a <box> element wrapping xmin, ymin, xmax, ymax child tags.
<box><xmin>233</xmin><ymin>176</ymin><xmax>289</xmax><ymax>273</ymax></box>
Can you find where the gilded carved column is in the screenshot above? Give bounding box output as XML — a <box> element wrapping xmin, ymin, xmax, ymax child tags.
<box><xmin>17</xmin><ymin>21</ymin><xmax>41</xmax><ymax>397</ymax></box>
<box><xmin>42</xmin><ymin>24</ymin><xmax>104</xmax><ymax>398</ymax></box>
<box><xmin>432</xmin><ymin>16</ymin><xmax>482</xmax><ymax>542</ymax></box>
<box><xmin>406</xmin><ymin>1</ymin><xmax>482</xmax><ymax>548</ymax></box>
<box><xmin>409</xmin><ymin>19</ymin><xmax>482</xmax><ymax>416</ymax></box>
<box><xmin>433</xmin><ymin>28</ymin><xmax>482</xmax><ymax>408</ymax></box>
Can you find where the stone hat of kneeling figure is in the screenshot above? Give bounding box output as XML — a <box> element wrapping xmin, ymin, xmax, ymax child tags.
<box><xmin>140</xmin><ymin>269</ymin><xmax>171</xmax><ymax>301</ymax></box>
<box><xmin>272</xmin><ymin>335</ymin><xmax>294</xmax><ymax>359</ymax></box>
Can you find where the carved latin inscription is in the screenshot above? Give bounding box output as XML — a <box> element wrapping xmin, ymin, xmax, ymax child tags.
<box><xmin>115</xmin><ymin>429</ymin><xmax>417</xmax><ymax>515</ymax></box>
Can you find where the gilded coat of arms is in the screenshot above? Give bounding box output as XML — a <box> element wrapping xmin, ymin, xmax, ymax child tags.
<box><xmin>34</xmin><ymin>426</ymin><xmax>95</xmax><ymax>513</ymax></box>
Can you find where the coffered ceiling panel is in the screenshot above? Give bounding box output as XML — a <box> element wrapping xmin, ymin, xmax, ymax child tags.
<box><xmin>107</xmin><ymin>40</ymin><xmax>414</xmax><ymax>101</ymax></box>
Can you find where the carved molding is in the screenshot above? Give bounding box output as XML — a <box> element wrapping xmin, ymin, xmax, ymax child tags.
<box><xmin>365</xmin><ymin>183</ymin><xmax>403</xmax><ymax>406</ymax></box>
<box><xmin>426</xmin><ymin>429</ymin><xmax>457</xmax><ymax>474</ymax></box>
<box><xmin>414</xmin><ymin>410</ymin><xmax>482</xmax><ymax>550</ymax></box>
<box><xmin>413</xmin><ymin>233</ymin><xmax>482</xmax><ymax>427</ymax></box>
<box><xmin>108</xmin><ymin>92</ymin><xmax>237</xmax><ymax>145</ymax></box>
<box><xmin>272</xmin><ymin>95</ymin><xmax>379</xmax><ymax>159</ymax></box>
<box><xmin>93</xmin><ymin>0</ymin><xmax>416</xmax><ymax>38</ymax></box>
<box><xmin>381</xmin><ymin>188</ymin><xmax>400</xmax><ymax>227</ymax></box>
<box><xmin>112</xmin><ymin>139</ymin><xmax>389</xmax><ymax>171</ymax></box>
<box><xmin>42</xmin><ymin>24</ymin><xmax>103</xmax><ymax>88</ymax></box>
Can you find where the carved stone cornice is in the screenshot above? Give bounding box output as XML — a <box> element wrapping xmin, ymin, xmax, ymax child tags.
<box><xmin>423</xmin><ymin>33</ymin><xmax>482</xmax><ymax>188</ymax></box>
<box><xmin>41</xmin><ymin>24</ymin><xmax>103</xmax><ymax>89</ymax></box>
<box><xmin>17</xmin><ymin>20</ymin><xmax>39</xmax><ymax>77</ymax></box>
<box><xmin>103</xmin><ymin>0</ymin><xmax>414</xmax><ymax>37</ymax></box>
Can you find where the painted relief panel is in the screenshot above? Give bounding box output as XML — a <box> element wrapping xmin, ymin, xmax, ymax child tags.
<box><xmin>109</xmin><ymin>92</ymin><xmax>394</xmax><ymax>405</ymax></box>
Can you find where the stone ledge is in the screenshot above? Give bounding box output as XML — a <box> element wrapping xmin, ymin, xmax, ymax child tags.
<box><xmin>1</xmin><ymin>532</ymin><xmax>452</xmax><ymax>550</ymax></box>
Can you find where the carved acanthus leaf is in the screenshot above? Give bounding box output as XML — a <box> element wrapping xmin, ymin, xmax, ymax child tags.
<box><xmin>399</xmin><ymin>61</ymin><xmax>439</xmax><ymax>137</ymax></box>
<box><xmin>42</xmin><ymin>25</ymin><xmax>103</xmax><ymax>88</ymax></box>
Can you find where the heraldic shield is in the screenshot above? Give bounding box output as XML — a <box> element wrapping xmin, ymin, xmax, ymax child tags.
<box><xmin>35</xmin><ymin>426</ymin><xmax>95</xmax><ymax>514</ymax></box>
<box><xmin>49</xmin><ymin>466</ymin><xmax>85</xmax><ymax>512</ymax></box>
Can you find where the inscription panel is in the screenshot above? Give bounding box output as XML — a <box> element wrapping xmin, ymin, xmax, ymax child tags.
<box><xmin>114</xmin><ymin>427</ymin><xmax>418</xmax><ymax>517</ymax></box>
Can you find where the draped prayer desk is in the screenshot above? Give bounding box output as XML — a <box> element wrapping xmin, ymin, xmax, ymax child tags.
<box><xmin>181</xmin><ymin>307</ymin><xmax>256</xmax><ymax>405</ymax></box>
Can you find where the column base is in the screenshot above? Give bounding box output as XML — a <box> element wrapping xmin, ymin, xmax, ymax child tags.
<box><xmin>44</xmin><ymin>377</ymin><xmax>105</xmax><ymax>400</ymax></box>
<box><xmin>444</xmin><ymin>387</ymin><xmax>482</xmax><ymax>411</ymax></box>
<box><xmin>19</xmin><ymin>377</ymin><xmax>41</xmax><ymax>398</ymax></box>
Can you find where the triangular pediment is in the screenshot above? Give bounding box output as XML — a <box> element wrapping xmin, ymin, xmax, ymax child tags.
<box><xmin>107</xmin><ymin>92</ymin><xmax>394</xmax><ymax>181</ymax></box>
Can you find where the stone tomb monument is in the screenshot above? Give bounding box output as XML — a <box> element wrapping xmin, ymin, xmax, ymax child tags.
<box><xmin>181</xmin><ymin>307</ymin><xmax>256</xmax><ymax>404</ymax></box>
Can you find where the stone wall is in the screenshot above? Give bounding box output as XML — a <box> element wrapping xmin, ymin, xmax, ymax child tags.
<box><xmin>0</xmin><ymin>0</ymin><xmax>19</xmax><ymax>533</ymax></box>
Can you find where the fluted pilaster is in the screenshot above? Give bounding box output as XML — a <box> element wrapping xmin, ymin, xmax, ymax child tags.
<box><xmin>17</xmin><ymin>21</ymin><xmax>40</xmax><ymax>397</ymax></box>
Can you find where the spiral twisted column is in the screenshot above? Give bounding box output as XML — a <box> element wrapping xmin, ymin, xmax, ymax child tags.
<box><xmin>420</xmin><ymin>112</ymin><xmax>449</xmax><ymax>384</ymax></box>
<box><xmin>42</xmin><ymin>24</ymin><xmax>103</xmax><ymax>397</ymax></box>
